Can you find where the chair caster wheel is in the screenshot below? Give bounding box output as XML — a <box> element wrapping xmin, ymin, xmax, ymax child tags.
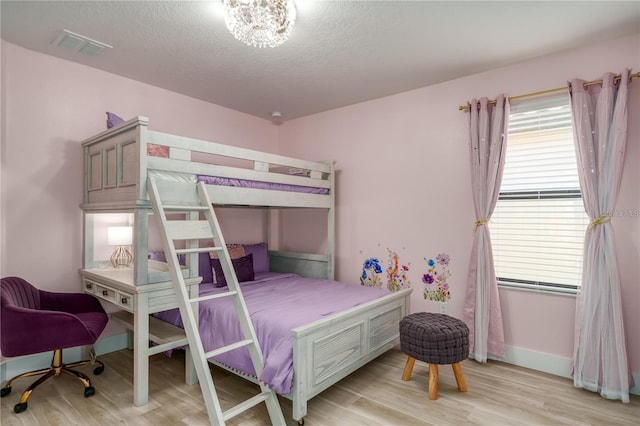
<box><xmin>14</xmin><ymin>402</ymin><xmax>27</xmax><ymax>413</ymax></box>
<box><xmin>1</xmin><ymin>387</ymin><xmax>11</xmax><ymax>397</ymax></box>
<box><xmin>84</xmin><ymin>386</ymin><xmax>96</xmax><ymax>397</ymax></box>
<box><xmin>93</xmin><ymin>365</ymin><xmax>104</xmax><ymax>375</ymax></box>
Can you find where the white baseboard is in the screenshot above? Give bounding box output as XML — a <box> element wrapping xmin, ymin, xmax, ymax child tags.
<box><xmin>3</xmin><ymin>335</ymin><xmax>638</xmax><ymax>397</ymax></box>
<box><xmin>489</xmin><ymin>345</ymin><xmax>640</xmax><ymax>396</ymax></box>
<box><xmin>0</xmin><ymin>333</ymin><xmax>128</xmax><ymax>383</ymax></box>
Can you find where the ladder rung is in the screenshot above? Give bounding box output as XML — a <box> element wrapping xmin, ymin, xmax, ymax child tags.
<box><xmin>205</xmin><ymin>339</ymin><xmax>253</xmax><ymax>359</ymax></box>
<box><xmin>175</xmin><ymin>247</ymin><xmax>219</xmax><ymax>255</ymax></box>
<box><xmin>223</xmin><ymin>391</ymin><xmax>271</xmax><ymax>421</ymax></box>
<box><xmin>163</xmin><ymin>205</ymin><xmax>210</xmax><ymax>212</ymax></box>
<box><xmin>166</xmin><ymin>221</ymin><xmax>214</xmax><ymax>240</ymax></box>
<box><xmin>147</xmin><ymin>338</ymin><xmax>189</xmax><ymax>356</ymax></box>
<box><xmin>190</xmin><ymin>291</ymin><xmax>237</xmax><ymax>303</ymax></box>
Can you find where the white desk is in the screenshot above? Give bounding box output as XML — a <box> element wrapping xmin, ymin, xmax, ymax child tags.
<box><xmin>80</xmin><ymin>268</ymin><xmax>200</xmax><ymax>406</ymax></box>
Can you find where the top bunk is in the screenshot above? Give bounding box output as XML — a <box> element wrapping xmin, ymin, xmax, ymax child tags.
<box><xmin>81</xmin><ymin>116</ymin><xmax>334</xmax><ymax>212</ymax></box>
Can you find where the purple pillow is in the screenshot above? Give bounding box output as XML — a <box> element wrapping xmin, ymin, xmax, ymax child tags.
<box><xmin>211</xmin><ymin>254</ymin><xmax>254</xmax><ymax>287</ymax></box>
<box><xmin>242</xmin><ymin>243</ymin><xmax>269</xmax><ymax>273</ymax></box>
<box><xmin>106</xmin><ymin>112</ymin><xmax>125</xmax><ymax>129</ymax></box>
<box><xmin>198</xmin><ymin>252</ymin><xmax>213</xmax><ymax>284</ymax></box>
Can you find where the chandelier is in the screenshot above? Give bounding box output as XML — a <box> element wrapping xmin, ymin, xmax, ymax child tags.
<box><xmin>223</xmin><ymin>0</ymin><xmax>296</xmax><ymax>48</ymax></box>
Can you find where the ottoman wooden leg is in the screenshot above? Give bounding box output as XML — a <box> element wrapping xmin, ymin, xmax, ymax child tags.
<box><xmin>452</xmin><ymin>362</ymin><xmax>467</xmax><ymax>392</ymax></box>
<box><xmin>428</xmin><ymin>363</ymin><xmax>438</xmax><ymax>400</ymax></box>
<box><xmin>402</xmin><ymin>356</ymin><xmax>415</xmax><ymax>381</ymax></box>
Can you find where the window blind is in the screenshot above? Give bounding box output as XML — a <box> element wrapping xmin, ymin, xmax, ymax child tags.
<box><xmin>490</xmin><ymin>93</ymin><xmax>589</xmax><ymax>291</ymax></box>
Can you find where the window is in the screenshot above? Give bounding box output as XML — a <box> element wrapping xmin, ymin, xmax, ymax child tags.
<box><xmin>489</xmin><ymin>93</ymin><xmax>589</xmax><ymax>294</ymax></box>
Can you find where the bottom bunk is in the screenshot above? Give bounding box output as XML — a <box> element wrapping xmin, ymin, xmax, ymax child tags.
<box><xmin>155</xmin><ymin>270</ymin><xmax>411</xmax><ymax>421</ymax></box>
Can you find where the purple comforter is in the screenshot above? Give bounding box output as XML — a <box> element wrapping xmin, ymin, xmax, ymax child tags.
<box><xmin>155</xmin><ymin>272</ymin><xmax>389</xmax><ymax>394</ymax></box>
<box><xmin>197</xmin><ymin>175</ymin><xmax>330</xmax><ymax>195</ymax></box>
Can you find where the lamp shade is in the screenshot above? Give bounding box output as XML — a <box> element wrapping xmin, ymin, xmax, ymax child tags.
<box><xmin>107</xmin><ymin>226</ymin><xmax>133</xmax><ymax>246</ymax></box>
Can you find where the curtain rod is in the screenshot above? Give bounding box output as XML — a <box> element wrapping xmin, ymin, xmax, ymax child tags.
<box><xmin>458</xmin><ymin>71</ymin><xmax>640</xmax><ymax>111</ymax></box>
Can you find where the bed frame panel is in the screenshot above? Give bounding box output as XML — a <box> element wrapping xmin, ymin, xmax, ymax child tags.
<box><xmin>290</xmin><ymin>288</ymin><xmax>411</xmax><ymax>419</ymax></box>
<box><xmin>208</xmin><ymin>288</ymin><xmax>411</xmax><ymax>421</ymax></box>
<box><xmin>268</xmin><ymin>250</ymin><xmax>332</xmax><ymax>279</ymax></box>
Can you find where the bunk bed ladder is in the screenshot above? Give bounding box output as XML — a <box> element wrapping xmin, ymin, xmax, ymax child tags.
<box><xmin>148</xmin><ymin>178</ymin><xmax>286</xmax><ymax>426</ymax></box>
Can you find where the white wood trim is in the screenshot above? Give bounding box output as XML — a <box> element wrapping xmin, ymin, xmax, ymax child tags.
<box><xmin>0</xmin><ymin>334</ymin><xmax>128</xmax><ymax>384</ymax></box>
<box><xmin>5</xmin><ymin>335</ymin><xmax>639</xmax><ymax>403</ymax></box>
<box><xmin>268</xmin><ymin>250</ymin><xmax>330</xmax><ymax>279</ymax></box>
<box><xmin>488</xmin><ymin>344</ymin><xmax>572</xmax><ymax>378</ymax></box>
<box><xmin>489</xmin><ymin>345</ymin><xmax>640</xmax><ymax>396</ymax></box>
<box><xmin>146</xmin><ymin>130</ymin><xmax>332</xmax><ymax>174</ymax></box>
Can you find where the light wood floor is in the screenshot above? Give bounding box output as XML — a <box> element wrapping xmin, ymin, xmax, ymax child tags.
<box><xmin>1</xmin><ymin>347</ymin><xmax>638</xmax><ymax>425</ymax></box>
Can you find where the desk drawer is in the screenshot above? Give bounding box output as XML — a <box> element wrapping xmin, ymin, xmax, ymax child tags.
<box><xmin>95</xmin><ymin>284</ymin><xmax>116</xmax><ymax>304</ymax></box>
<box><xmin>118</xmin><ymin>293</ymin><xmax>133</xmax><ymax>310</ymax></box>
<box><xmin>84</xmin><ymin>279</ymin><xmax>97</xmax><ymax>293</ymax></box>
<box><xmin>82</xmin><ymin>278</ymin><xmax>135</xmax><ymax>313</ymax></box>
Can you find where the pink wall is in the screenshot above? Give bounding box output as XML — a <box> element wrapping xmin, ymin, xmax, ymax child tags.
<box><xmin>1</xmin><ymin>32</ymin><xmax>638</xmax><ymax>384</ymax></box>
<box><xmin>0</xmin><ymin>40</ymin><xmax>278</xmax><ymax>294</ymax></box>
<box><xmin>278</xmin><ymin>34</ymin><xmax>640</xmax><ymax>379</ymax></box>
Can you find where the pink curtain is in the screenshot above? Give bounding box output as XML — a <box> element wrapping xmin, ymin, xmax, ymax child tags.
<box><xmin>570</xmin><ymin>69</ymin><xmax>634</xmax><ymax>403</ymax></box>
<box><xmin>463</xmin><ymin>96</ymin><xmax>508</xmax><ymax>362</ymax></box>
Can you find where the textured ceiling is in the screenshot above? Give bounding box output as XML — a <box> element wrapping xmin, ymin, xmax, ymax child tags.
<box><xmin>2</xmin><ymin>1</ymin><xmax>639</xmax><ymax>122</ymax></box>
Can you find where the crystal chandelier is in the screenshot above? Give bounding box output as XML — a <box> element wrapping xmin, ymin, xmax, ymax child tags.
<box><xmin>223</xmin><ymin>0</ymin><xmax>296</xmax><ymax>48</ymax></box>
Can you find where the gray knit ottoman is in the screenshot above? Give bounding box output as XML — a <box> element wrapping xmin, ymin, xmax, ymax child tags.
<box><xmin>399</xmin><ymin>312</ymin><xmax>469</xmax><ymax>400</ymax></box>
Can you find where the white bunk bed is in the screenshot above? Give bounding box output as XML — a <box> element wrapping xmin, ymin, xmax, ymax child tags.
<box><xmin>79</xmin><ymin>116</ymin><xmax>411</xmax><ymax>422</ymax></box>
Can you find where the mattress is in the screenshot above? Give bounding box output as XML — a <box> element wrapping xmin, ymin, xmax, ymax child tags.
<box><xmin>146</xmin><ymin>170</ymin><xmax>329</xmax><ymax>195</ymax></box>
<box><xmin>196</xmin><ymin>175</ymin><xmax>329</xmax><ymax>195</ymax></box>
<box><xmin>155</xmin><ymin>272</ymin><xmax>389</xmax><ymax>394</ymax></box>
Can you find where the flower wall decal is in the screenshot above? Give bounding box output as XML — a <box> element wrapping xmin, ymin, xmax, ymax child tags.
<box><xmin>360</xmin><ymin>257</ymin><xmax>383</xmax><ymax>287</ymax></box>
<box><xmin>422</xmin><ymin>253</ymin><xmax>451</xmax><ymax>302</ymax></box>
<box><xmin>386</xmin><ymin>248</ymin><xmax>410</xmax><ymax>292</ymax></box>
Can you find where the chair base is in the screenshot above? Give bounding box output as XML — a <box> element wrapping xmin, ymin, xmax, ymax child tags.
<box><xmin>401</xmin><ymin>355</ymin><xmax>467</xmax><ymax>400</ymax></box>
<box><xmin>1</xmin><ymin>348</ymin><xmax>104</xmax><ymax>413</ymax></box>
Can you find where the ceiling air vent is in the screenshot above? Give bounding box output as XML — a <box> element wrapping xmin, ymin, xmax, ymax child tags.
<box><xmin>53</xmin><ymin>29</ymin><xmax>112</xmax><ymax>56</ymax></box>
